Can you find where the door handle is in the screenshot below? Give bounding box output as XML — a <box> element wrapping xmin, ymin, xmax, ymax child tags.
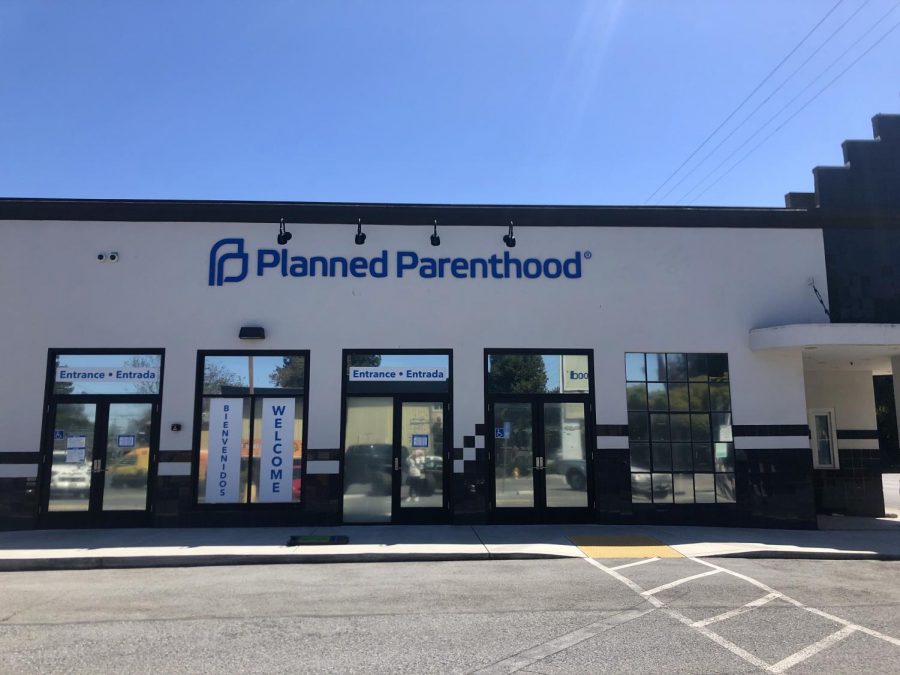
<box><xmin>394</xmin><ymin>458</ymin><xmax>400</xmax><ymax>471</ymax></box>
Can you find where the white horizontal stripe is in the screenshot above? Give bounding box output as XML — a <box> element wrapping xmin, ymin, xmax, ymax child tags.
<box><xmin>692</xmin><ymin>592</ymin><xmax>781</xmax><ymax>628</ymax></box>
<box><xmin>157</xmin><ymin>461</ymin><xmax>191</xmax><ymax>477</ymax></box>
<box><xmin>837</xmin><ymin>438</ymin><xmax>880</xmax><ymax>450</ymax></box>
<box><xmin>0</xmin><ymin>464</ymin><xmax>38</xmax><ymax>478</ymax></box>
<box><xmin>596</xmin><ymin>436</ymin><xmax>630</xmax><ymax>449</ymax></box>
<box><xmin>642</xmin><ymin>569</ymin><xmax>721</xmax><ymax>596</ymax></box>
<box><xmin>609</xmin><ymin>557</ymin><xmax>660</xmax><ymax>571</ymax></box>
<box><xmin>306</xmin><ymin>460</ymin><xmax>339</xmax><ymax>475</ymax></box>
<box><xmin>769</xmin><ymin>626</ymin><xmax>856</xmax><ymax>673</ymax></box>
<box><xmin>733</xmin><ymin>435</ymin><xmax>810</xmax><ymax>449</ymax></box>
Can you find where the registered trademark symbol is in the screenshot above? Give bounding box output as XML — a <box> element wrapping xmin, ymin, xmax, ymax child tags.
<box><xmin>584</xmin><ymin>251</ymin><xmax>592</xmax><ymax>259</ymax></box>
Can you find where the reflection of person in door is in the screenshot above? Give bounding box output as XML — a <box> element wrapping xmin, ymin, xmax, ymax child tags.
<box><xmin>405</xmin><ymin>448</ymin><xmax>425</xmax><ymax>502</ymax></box>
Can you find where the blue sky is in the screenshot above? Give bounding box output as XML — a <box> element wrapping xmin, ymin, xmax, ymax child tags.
<box><xmin>0</xmin><ymin>1</ymin><xmax>897</xmax><ymax>206</ymax></box>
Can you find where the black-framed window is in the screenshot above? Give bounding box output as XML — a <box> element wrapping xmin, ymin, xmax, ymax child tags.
<box><xmin>625</xmin><ymin>353</ymin><xmax>735</xmax><ymax>505</ymax></box>
<box><xmin>486</xmin><ymin>352</ymin><xmax>591</xmax><ymax>395</ymax></box>
<box><xmin>344</xmin><ymin>352</ymin><xmax>450</xmax><ymax>395</ymax></box>
<box><xmin>52</xmin><ymin>352</ymin><xmax>163</xmax><ymax>396</ymax></box>
<box><xmin>195</xmin><ymin>352</ymin><xmax>308</xmax><ymax>505</ymax></box>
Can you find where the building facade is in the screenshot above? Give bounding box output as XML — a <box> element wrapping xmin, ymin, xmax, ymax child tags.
<box><xmin>1</xmin><ymin>114</ymin><xmax>899</xmax><ymax>530</ymax></box>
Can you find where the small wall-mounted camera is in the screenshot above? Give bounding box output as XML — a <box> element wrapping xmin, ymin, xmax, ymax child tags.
<box><xmin>97</xmin><ymin>252</ymin><xmax>107</xmax><ymax>262</ymax></box>
<box><xmin>97</xmin><ymin>251</ymin><xmax>120</xmax><ymax>262</ymax></box>
<box><xmin>170</xmin><ymin>423</ymin><xmax>182</xmax><ymax>432</ymax></box>
<box><xmin>109</xmin><ymin>251</ymin><xmax>119</xmax><ymax>262</ymax></box>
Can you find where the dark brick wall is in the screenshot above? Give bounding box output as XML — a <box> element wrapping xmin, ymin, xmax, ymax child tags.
<box><xmin>813</xmin><ymin>114</ymin><xmax>900</xmax><ymax>209</ymax></box>
<box><xmin>0</xmin><ymin>478</ymin><xmax>39</xmax><ymax>530</ymax></box>
<box><xmin>736</xmin><ymin>448</ymin><xmax>817</xmax><ymax>528</ymax></box>
<box><xmin>815</xmin><ymin>447</ymin><xmax>885</xmax><ymax>517</ymax></box>
<box><xmin>824</xmin><ymin>228</ymin><xmax>900</xmax><ymax>323</ymax></box>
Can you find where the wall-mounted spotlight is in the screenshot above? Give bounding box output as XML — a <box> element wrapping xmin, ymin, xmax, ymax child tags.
<box><xmin>277</xmin><ymin>218</ymin><xmax>292</xmax><ymax>246</ymax></box>
<box><xmin>355</xmin><ymin>219</ymin><xmax>367</xmax><ymax>245</ymax></box>
<box><xmin>503</xmin><ymin>221</ymin><xmax>516</xmax><ymax>248</ymax></box>
<box><xmin>430</xmin><ymin>220</ymin><xmax>441</xmax><ymax>247</ymax></box>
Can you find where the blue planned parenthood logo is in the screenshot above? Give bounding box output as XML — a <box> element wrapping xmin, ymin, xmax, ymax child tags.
<box><xmin>209</xmin><ymin>238</ymin><xmax>588</xmax><ymax>286</ymax></box>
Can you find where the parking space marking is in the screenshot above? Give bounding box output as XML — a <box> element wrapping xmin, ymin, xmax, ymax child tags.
<box><xmin>691</xmin><ymin>558</ymin><xmax>900</xmax><ymax>649</ymax></box>
<box><xmin>768</xmin><ymin>626</ymin><xmax>856</xmax><ymax>674</ymax></box>
<box><xmin>608</xmin><ymin>557</ymin><xmax>660</xmax><ymax>571</ymax></box>
<box><xmin>585</xmin><ymin>557</ymin><xmax>770</xmax><ymax>671</ymax></box>
<box><xmin>641</xmin><ymin>569</ymin><xmax>721</xmax><ymax>596</ymax></box>
<box><xmin>584</xmin><ymin>556</ymin><xmax>900</xmax><ymax>673</ymax></box>
<box><xmin>471</xmin><ymin>607</ymin><xmax>656</xmax><ymax>675</ymax></box>
<box><xmin>692</xmin><ymin>591</ymin><xmax>781</xmax><ymax>628</ymax></box>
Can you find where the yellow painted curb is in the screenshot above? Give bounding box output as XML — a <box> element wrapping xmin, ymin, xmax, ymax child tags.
<box><xmin>568</xmin><ymin>535</ymin><xmax>683</xmax><ymax>559</ymax></box>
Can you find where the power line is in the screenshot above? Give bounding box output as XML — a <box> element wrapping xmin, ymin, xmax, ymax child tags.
<box><xmin>679</xmin><ymin>2</ymin><xmax>900</xmax><ymax>204</ymax></box>
<box><xmin>686</xmin><ymin>17</ymin><xmax>900</xmax><ymax>205</ymax></box>
<box><xmin>653</xmin><ymin>0</ymin><xmax>873</xmax><ymax>205</ymax></box>
<box><xmin>643</xmin><ymin>0</ymin><xmax>847</xmax><ymax>204</ymax></box>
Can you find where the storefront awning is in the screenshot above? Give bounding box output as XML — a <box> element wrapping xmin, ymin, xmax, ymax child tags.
<box><xmin>749</xmin><ymin>323</ymin><xmax>900</xmax><ymax>374</ymax></box>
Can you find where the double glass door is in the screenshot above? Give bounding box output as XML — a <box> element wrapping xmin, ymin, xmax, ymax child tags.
<box><xmin>43</xmin><ymin>399</ymin><xmax>158</xmax><ymax>525</ymax></box>
<box><xmin>491</xmin><ymin>397</ymin><xmax>592</xmax><ymax>521</ymax></box>
<box><xmin>342</xmin><ymin>396</ymin><xmax>448</xmax><ymax>523</ymax></box>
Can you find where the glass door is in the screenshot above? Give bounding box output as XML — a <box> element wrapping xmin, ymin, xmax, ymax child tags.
<box><xmin>43</xmin><ymin>399</ymin><xmax>157</xmax><ymax>525</ymax></box>
<box><xmin>490</xmin><ymin>397</ymin><xmax>593</xmax><ymax>522</ymax></box>
<box><xmin>395</xmin><ymin>399</ymin><xmax>447</xmax><ymax>522</ymax></box>
<box><xmin>343</xmin><ymin>397</ymin><xmax>394</xmax><ymax>523</ymax></box>
<box><xmin>47</xmin><ymin>403</ymin><xmax>98</xmax><ymax>515</ymax></box>
<box><xmin>493</xmin><ymin>402</ymin><xmax>539</xmax><ymax>510</ymax></box>
<box><xmin>342</xmin><ymin>396</ymin><xmax>450</xmax><ymax>523</ymax></box>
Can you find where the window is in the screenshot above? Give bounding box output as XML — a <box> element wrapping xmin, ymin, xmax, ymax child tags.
<box><xmin>487</xmin><ymin>352</ymin><xmax>590</xmax><ymax>394</ymax></box>
<box><xmin>196</xmin><ymin>352</ymin><xmax>307</xmax><ymax>505</ymax></box>
<box><xmin>809</xmin><ymin>409</ymin><xmax>839</xmax><ymax>469</ymax></box>
<box><xmin>625</xmin><ymin>353</ymin><xmax>735</xmax><ymax>505</ymax></box>
<box><xmin>53</xmin><ymin>353</ymin><xmax>162</xmax><ymax>395</ymax></box>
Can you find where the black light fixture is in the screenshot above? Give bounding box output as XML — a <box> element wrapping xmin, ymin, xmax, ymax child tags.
<box><xmin>503</xmin><ymin>221</ymin><xmax>516</xmax><ymax>248</ymax></box>
<box><xmin>355</xmin><ymin>218</ymin><xmax>367</xmax><ymax>245</ymax></box>
<box><xmin>430</xmin><ymin>219</ymin><xmax>441</xmax><ymax>247</ymax></box>
<box><xmin>277</xmin><ymin>218</ymin><xmax>292</xmax><ymax>246</ymax></box>
<box><xmin>239</xmin><ymin>325</ymin><xmax>266</xmax><ymax>340</ymax></box>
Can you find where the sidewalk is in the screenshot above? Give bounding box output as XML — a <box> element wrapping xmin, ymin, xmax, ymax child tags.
<box><xmin>1</xmin><ymin>520</ymin><xmax>899</xmax><ymax>571</ymax></box>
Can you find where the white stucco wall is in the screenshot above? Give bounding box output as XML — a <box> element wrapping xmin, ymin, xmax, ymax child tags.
<box><xmin>803</xmin><ymin>369</ymin><xmax>878</xmax><ymax>430</ymax></box>
<box><xmin>0</xmin><ymin>220</ymin><xmax>829</xmax><ymax>456</ymax></box>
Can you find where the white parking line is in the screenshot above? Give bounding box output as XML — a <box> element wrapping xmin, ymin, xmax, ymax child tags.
<box><xmin>692</xmin><ymin>591</ymin><xmax>781</xmax><ymax>628</ymax></box>
<box><xmin>769</xmin><ymin>626</ymin><xmax>856</xmax><ymax>673</ymax></box>
<box><xmin>585</xmin><ymin>557</ymin><xmax>770</xmax><ymax>670</ymax></box>
<box><xmin>609</xmin><ymin>557</ymin><xmax>660</xmax><ymax>571</ymax></box>
<box><xmin>583</xmin><ymin>555</ymin><xmax>900</xmax><ymax>673</ymax></box>
<box><xmin>472</xmin><ymin>607</ymin><xmax>656</xmax><ymax>675</ymax></box>
<box><xmin>641</xmin><ymin>569</ymin><xmax>721</xmax><ymax>596</ymax></box>
<box><xmin>691</xmin><ymin>558</ymin><xmax>900</xmax><ymax>649</ymax></box>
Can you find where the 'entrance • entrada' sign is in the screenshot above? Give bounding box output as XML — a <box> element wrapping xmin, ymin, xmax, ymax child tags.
<box><xmin>56</xmin><ymin>367</ymin><xmax>160</xmax><ymax>382</ymax></box>
<box><xmin>349</xmin><ymin>367</ymin><xmax>448</xmax><ymax>381</ymax></box>
<box><xmin>209</xmin><ymin>238</ymin><xmax>589</xmax><ymax>286</ymax></box>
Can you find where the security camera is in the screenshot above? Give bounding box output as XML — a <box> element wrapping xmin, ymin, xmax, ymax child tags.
<box><xmin>97</xmin><ymin>252</ymin><xmax>107</xmax><ymax>262</ymax></box>
<box><xmin>109</xmin><ymin>252</ymin><xmax>119</xmax><ymax>262</ymax></box>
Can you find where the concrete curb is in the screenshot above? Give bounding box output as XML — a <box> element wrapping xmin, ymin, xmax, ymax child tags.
<box><xmin>706</xmin><ymin>550</ymin><xmax>900</xmax><ymax>561</ymax></box>
<box><xmin>1</xmin><ymin>549</ymin><xmax>897</xmax><ymax>571</ymax></box>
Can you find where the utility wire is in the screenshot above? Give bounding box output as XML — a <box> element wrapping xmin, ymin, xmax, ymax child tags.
<box><xmin>653</xmin><ymin>0</ymin><xmax>873</xmax><ymax>205</ymax></box>
<box><xmin>680</xmin><ymin>2</ymin><xmax>900</xmax><ymax>204</ymax></box>
<box><xmin>686</xmin><ymin>17</ymin><xmax>900</xmax><ymax>205</ymax></box>
<box><xmin>643</xmin><ymin>0</ymin><xmax>847</xmax><ymax>204</ymax></box>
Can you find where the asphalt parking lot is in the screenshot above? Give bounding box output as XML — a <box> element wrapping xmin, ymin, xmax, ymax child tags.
<box><xmin>0</xmin><ymin>557</ymin><xmax>898</xmax><ymax>674</ymax></box>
